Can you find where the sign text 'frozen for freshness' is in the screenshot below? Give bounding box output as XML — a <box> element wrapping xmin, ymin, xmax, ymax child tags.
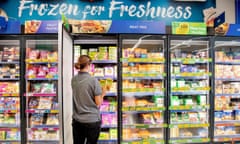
<box><xmin>18</xmin><ymin>0</ymin><xmax>192</xmax><ymax>20</ymax></box>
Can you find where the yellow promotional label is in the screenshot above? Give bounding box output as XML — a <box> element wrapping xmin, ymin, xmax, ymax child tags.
<box><xmin>172</xmin><ymin>22</ymin><xmax>207</xmax><ymax>35</ymax></box>
<box><xmin>235</xmin><ymin>123</ymin><xmax>240</xmax><ymax>126</ymax></box>
<box><xmin>122</xmin><ymin>107</ymin><xmax>129</xmax><ymax>111</ymax></box>
<box><xmin>42</xmin><ymin>59</ymin><xmax>48</xmax><ymax>62</ymax></box>
<box><xmin>11</xmin><ymin>128</ymin><xmax>18</xmax><ymax>132</ymax></box>
<box><xmin>25</xmin><ymin>59</ymin><xmax>30</xmax><ymax>63</ymax></box>
<box><xmin>122</xmin><ymin>73</ymin><xmax>128</xmax><ymax>77</ymax></box>
<box><xmin>46</xmin><ymin>75</ymin><xmax>53</xmax><ymax>79</ymax></box>
<box><xmin>223</xmin><ymin>138</ymin><xmax>230</xmax><ymax>141</ymax></box>
<box><xmin>132</xmin><ymin>142</ymin><xmax>141</xmax><ymax>144</ymax></box>
<box><xmin>51</xmin><ymin>110</ymin><xmax>59</xmax><ymax>113</ymax></box>
<box><xmin>28</xmin><ymin>75</ymin><xmax>36</xmax><ymax>79</ymax></box>
<box><xmin>176</xmin><ymin>22</ymin><xmax>189</xmax><ymax>34</ymax></box>
<box><xmin>2</xmin><ymin>93</ymin><xmax>8</xmax><ymax>96</ymax></box>
<box><xmin>129</xmin><ymin>107</ymin><xmax>136</xmax><ymax>111</ymax></box>
<box><xmin>136</xmin><ymin>107</ymin><xmax>146</xmax><ymax>111</ymax></box>
<box><xmin>195</xmin><ymin>87</ymin><xmax>210</xmax><ymax>91</ymax></box>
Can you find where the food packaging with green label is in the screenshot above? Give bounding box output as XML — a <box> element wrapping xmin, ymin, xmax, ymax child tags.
<box><xmin>173</xmin><ymin>65</ymin><xmax>180</xmax><ymax>73</ymax></box>
<box><xmin>153</xmin><ymin>96</ymin><xmax>164</xmax><ymax>107</ymax></box>
<box><xmin>99</xmin><ymin>79</ymin><xmax>106</xmax><ymax>88</ymax></box>
<box><xmin>177</xmin><ymin>79</ymin><xmax>185</xmax><ymax>88</ymax></box>
<box><xmin>99</xmin><ymin>132</ymin><xmax>109</xmax><ymax>140</ymax></box>
<box><xmin>110</xmin><ymin>129</ymin><xmax>117</xmax><ymax>139</ymax></box>
<box><xmin>108</xmin><ymin>46</ymin><xmax>117</xmax><ymax>60</ymax></box>
<box><xmin>171</xmin><ymin>96</ymin><xmax>180</xmax><ymax>106</ymax></box>
<box><xmin>81</xmin><ymin>49</ymin><xmax>88</xmax><ymax>55</ymax></box>
<box><xmin>171</xmin><ymin>113</ymin><xmax>178</xmax><ymax>122</ymax></box>
<box><xmin>106</xmin><ymin>79</ymin><xmax>113</xmax><ymax>91</ymax></box>
<box><xmin>98</xmin><ymin>46</ymin><xmax>108</xmax><ymax>52</ymax></box>
<box><xmin>182</xmin><ymin>112</ymin><xmax>189</xmax><ymax>122</ymax></box>
<box><xmin>171</xmin><ymin>80</ymin><xmax>177</xmax><ymax>88</ymax></box>
<box><xmin>184</xmin><ymin>96</ymin><xmax>193</xmax><ymax>105</ymax></box>
<box><xmin>99</xmin><ymin>79</ymin><xmax>113</xmax><ymax>91</ymax></box>
<box><xmin>89</xmin><ymin>49</ymin><xmax>98</xmax><ymax>60</ymax></box>
<box><xmin>197</xmin><ymin>95</ymin><xmax>206</xmax><ymax>105</ymax></box>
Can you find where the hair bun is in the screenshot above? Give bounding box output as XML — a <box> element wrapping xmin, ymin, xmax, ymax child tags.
<box><xmin>74</xmin><ymin>63</ymin><xmax>80</xmax><ymax>69</ymax></box>
<box><xmin>75</xmin><ymin>55</ymin><xmax>92</xmax><ymax>70</ymax></box>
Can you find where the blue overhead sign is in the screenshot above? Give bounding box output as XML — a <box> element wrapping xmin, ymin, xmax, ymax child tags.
<box><xmin>236</xmin><ymin>0</ymin><xmax>240</xmax><ymax>24</ymax></box>
<box><xmin>108</xmin><ymin>20</ymin><xmax>166</xmax><ymax>34</ymax></box>
<box><xmin>226</xmin><ymin>24</ymin><xmax>240</xmax><ymax>36</ymax></box>
<box><xmin>0</xmin><ymin>0</ymin><xmax>215</xmax><ymax>25</ymax></box>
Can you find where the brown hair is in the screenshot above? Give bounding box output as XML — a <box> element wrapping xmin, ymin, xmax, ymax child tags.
<box><xmin>74</xmin><ymin>55</ymin><xmax>92</xmax><ymax>70</ymax></box>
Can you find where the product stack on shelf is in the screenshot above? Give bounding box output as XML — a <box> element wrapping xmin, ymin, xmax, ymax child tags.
<box><xmin>169</xmin><ymin>40</ymin><xmax>211</xmax><ymax>144</ymax></box>
<box><xmin>121</xmin><ymin>39</ymin><xmax>166</xmax><ymax>144</ymax></box>
<box><xmin>74</xmin><ymin>43</ymin><xmax>118</xmax><ymax>143</ymax></box>
<box><xmin>25</xmin><ymin>40</ymin><xmax>60</xmax><ymax>143</ymax></box>
<box><xmin>0</xmin><ymin>40</ymin><xmax>20</xmax><ymax>143</ymax></box>
<box><xmin>214</xmin><ymin>43</ymin><xmax>240</xmax><ymax>142</ymax></box>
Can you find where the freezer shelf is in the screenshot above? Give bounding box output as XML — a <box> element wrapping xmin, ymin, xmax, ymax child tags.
<box><xmin>123</xmin><ymin>123</ymin><xmax>167</xmax><ymax>129</ymax></box>
<box><xmin>122</xmin><ymin>106</ymin><xmax>165</xmax><ymax>112</ymax></box>
<box><xmin>171</xmin><ymin>58</ymin><xmax>211</xmax><ymax>64</ymax></box>
<box><xmin>169</xmin><ymin>137</ymin><xmax>210</xmax><ymax>144</ymax></box>
<box><xmin>122</xmin><ymin>139</ymin><xmax>165</xmax><ymax>144</ymax></box>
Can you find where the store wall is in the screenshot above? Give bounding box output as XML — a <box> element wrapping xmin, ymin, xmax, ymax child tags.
<box><xmin>216</xmin><ymin>0</ymin><xmax>235</xmax><ymax>23</ymax></box>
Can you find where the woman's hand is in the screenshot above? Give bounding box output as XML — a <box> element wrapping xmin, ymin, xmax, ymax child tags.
<box><xmin>101</xmin><ymin>87</ymin><xmax>107</xmax><ymax>97</ymax></box>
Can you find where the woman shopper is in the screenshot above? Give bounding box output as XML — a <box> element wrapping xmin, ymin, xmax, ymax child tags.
<box><xmin>71</xmin><ymin>55</ymin><xmax>106</xmax><ymax>144</ymax></box>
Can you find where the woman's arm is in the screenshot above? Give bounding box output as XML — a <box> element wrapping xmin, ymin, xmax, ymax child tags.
<box><xmin>95</xmin><ymin>87</ymin><xmax>106</xmax><ymax>107</ymax></box>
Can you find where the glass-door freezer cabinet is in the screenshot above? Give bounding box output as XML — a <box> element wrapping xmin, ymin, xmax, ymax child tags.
<box><xmin>120</xmin><ymin>35</ymin><xmax>167</xmax><ymax>144</ymax></box>
<box><xmin>168</xmin><ymin>36</ymin><xmax>212</xmax><ymax>144</ymax></box>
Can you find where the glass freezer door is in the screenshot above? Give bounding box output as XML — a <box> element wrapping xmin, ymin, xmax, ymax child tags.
<box><xmin>121</xmin><ymin>35</ymin><xmax>166</xmax><ymax>144</ymax></box>
<box><xmin>25</xmin><ymin>39</ymin><xmax>60</xmax><ymax>144</ymax></box>
<box><xmin>74</xmin><ymin>35</ymin><xmax>119</xmax><ymax>144</ymax></box>
<box><xmin>0</xmin><ymin>39</ymin><xmax>21</xmax><ymax>143</ymax></box>
<box><xmin>169</xmin><ymin>37</ymin><xmax>211</xmax><ymax>144</ymax></box>
<box><xmin>214</xmin><ymin>39</ymin><xmax>240</xmax><ymax>143</ymax></box>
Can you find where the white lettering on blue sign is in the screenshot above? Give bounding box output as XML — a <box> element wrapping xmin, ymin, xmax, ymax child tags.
<box><xmin>82</xmin><ymin>5</ymin><xmax>105</xmax><ymax>19</ymax></box>
<box><xmin>18</xmin><ymin>0</ymin><xmax>192</xmax><ymax>20</ymax></box>
<box><xmin>109</xmin><ymin>0</ymin><xmax>192</xmax><ymax>19</ymax></box>
<box><xmin>19</xmin><ymin>0</ymin><xmax>81</xmax><ymax>17</ymax></box>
